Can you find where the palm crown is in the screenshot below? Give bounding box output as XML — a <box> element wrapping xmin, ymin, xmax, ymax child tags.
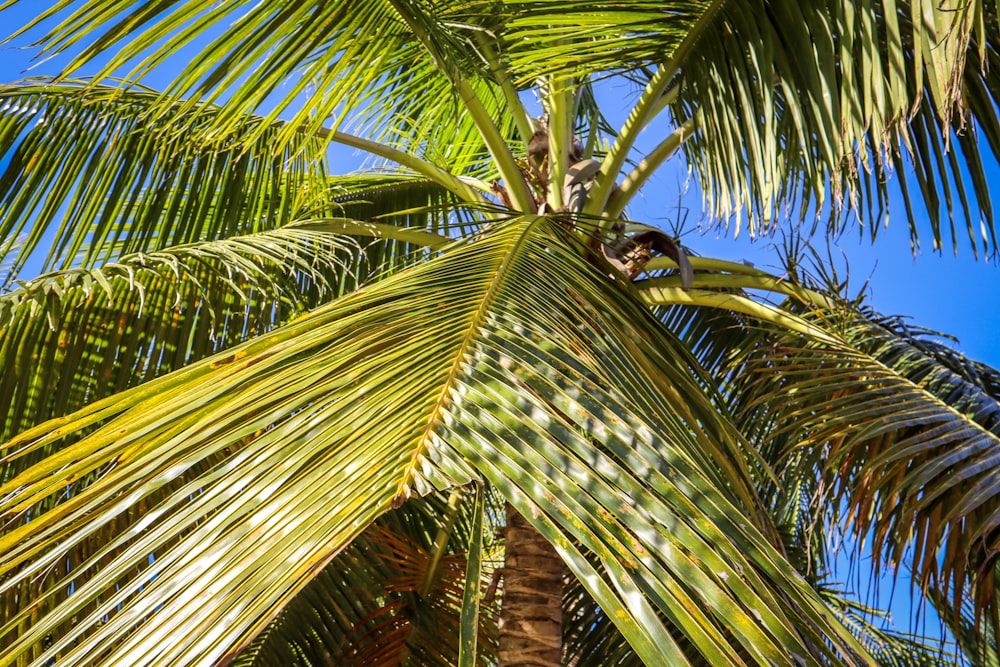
<box><xmin>1</xmin><ymin>1</ymin><xmax>1000</xmax><ymax>665</ymax></box>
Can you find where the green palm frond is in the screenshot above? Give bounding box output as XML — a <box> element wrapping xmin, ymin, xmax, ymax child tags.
<box><xmin>328</xmin><ymin>522</ymin><xmax>487</xmax><ymax>666</ymax></box>
<box><xmin>823</xmin><ymin>591</ymin><xmax>958</xmax><ymax>667</ymax></box>
<box><xmin>0</xmin><ymin>217</ymin><xmax>869</xmax><ymax>666</ymax></box>
<box><xmin>618</xmin><ymin>264</ymin><xmax>969</xmax><ymax>667</ymax></box>
<box><xmin>861</xmin><ymin>310</ymin><xmax>1000</xmax><ymax>407</ymax></box>
<box><xmin>326</xmin><ymin>174</ymin><xmax>489</xmax><ymax>238</ymax></box>
<box><xmin>0</xmin><ymin>78</ymin><xmax>483</xmax><ymax>284</ymax></box>
<box><xmin>492</xmin><ymin>0</ymin><xmax>710</xmax><ymax>81</ymax></box>
<box><xmin>719</xmin><ymin>293</ymin><xmax>1000</xmax><ymax>634</ymax></box>
<box><xmin>8</xmin><ymin>2</ymin><xmax>997</xmax><ymax>254</ymax></box>
<box><xmin>562</xmin><ymin>577</ymin><xmax>961</xmax><ymax>667</ymax></box>
<box><xmin>361</xmin><ymin>58</ymin><xmax>521</xmax><ymax>178</ymax></box>
<box><xmin>0</xmin><ymin>225</ymin><xmax>450</xmax><ymax>447</ymax></box>
<box><xmin>0</xmin><ymin>80</ymin><xmax>334</xmax><ymax>282</ymax></box>
<box><xmin>3</xmin><ymin>1</ymin><xmax>438</xmax><ymax>143</ymax></box>
<box><xmin>231</xmin><ymin>522</ymin><xmax>414</xmax><ymax>667</ymax></box>
<box><xmin>563</xmin><ymin>573</ymin><xmax>654</xmax><ymax>667</ymax></box>
<box><xmin>668</xmin><ymin>0</ymin><xmax>1000</xmax><ymax>255</ymax></box>
<box><xmin>2</xmin><ymin>2</ymin><xmax>999</xmax><ymax>665</ymax></box>
<box><xmin>233</xmin><ymin>488</ymin><xmax>501</xmax><ymax>667</ymax></box>
<box><xmin>637</xmin><ymin>251</ymin><xmax>1000</xmax><ymax>661</ymax></box>
<box><xmin>929</xmin><ymin>579</ymin><xmax>1000</xmax><ymax>667</ymax></box>
<box><xmin>0</xmin><ymin>1</ymin><xmax>519</xmax><ymax>179</ymax></box>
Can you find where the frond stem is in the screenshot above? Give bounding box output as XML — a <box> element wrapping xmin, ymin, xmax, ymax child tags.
<box><xmin>385</xmin><ymin>0</ymin><xmax>536</xmax><ymax>212</ymax></box>
<box><xmin>582</xmin><ymin>65</ymin><xmax>674</xmax><ymax>220</ymax></box>
<box><xmin>637</xmin><ymin>285</ymin><xmax>840</xmax><ymax>345</ymax></box>
<box><xmin>328</xmin><ymin>130</ymin><xmax>491</xmax><ymax>205</ymax></box>
<box><xmin>474</xmin><ymin>32</ymin><xmax>533</xmax><ymax>145</ymax></box>
<box><xmin>641</xmin><ymin>255</ymin><xmax>839</xmax><ymax>310</ymax></box>
<box><xmin>606</xmin><ymin>115</ymin><xmax>697</xmax><ymax>218</ymax></box>
<box><xmin>583</xmin><ymin>0</ymin><xmax>728</xmax><ymax>222</ymax></box>
<box><xmin>545</xmin><ymin>68</ymin><xmax>575</xmax><ymax>211</ymax></box>
<box><xmin>420</xmin><ymin>487</ymin><xmax>465</xmax><ymax>598</ymax></box>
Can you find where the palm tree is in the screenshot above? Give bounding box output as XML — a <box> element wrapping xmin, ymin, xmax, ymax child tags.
<box><xmin>0</xmin><ymin>0</ymin><xmax>999</xmax><ymax>665</ymax></box>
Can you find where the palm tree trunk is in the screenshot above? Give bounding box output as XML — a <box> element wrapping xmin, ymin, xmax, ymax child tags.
<box><xmin>498</xmin><ymin>504</ymin><xmax>564</xmax><ymax>667</ymax></box>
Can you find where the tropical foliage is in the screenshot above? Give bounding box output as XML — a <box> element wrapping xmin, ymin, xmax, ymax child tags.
<box><xmin>0</xmin><ymin>0</ymin><xmax>999</xmax><ymax>665</ymax></box>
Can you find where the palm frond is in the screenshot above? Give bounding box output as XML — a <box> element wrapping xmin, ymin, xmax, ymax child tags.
<box><xmin>861</xmin><ymin>310</ymin><xmax>1000</xmax><ymax>405</ymax></box>
<box><xmin>0</xmin><ymin>79</ymin><xmax>479</xmax><ymax>282</ymax></box>
<box><xmin>232</xmin><ymin>489</ymin><xmax>501</xmax><ymax>667</ymax></box>
<box><xmin>563</xmin><ymin>576</ymin><xmax>961</xmax><ymax>667</ymax></box>
<box><xmin>6</xmin><ymin>2</ymin><xmax>999</xmax><ymax>254</ymax></box>
<box><xmin>563</xmin><ymin>568</ymin><xmax>658</xmax><ymax>667</ymax></box>
<box><xmin>0</xmin><ymin>217</ymin><xmax>867</xmax><ymax>666</ymax></box>
<box><xmin>483</xmin><ymin>1</ymin><xmax>711</xmax><ymax>82</ymax></box>
<box><xmin>0</xmin><ymin>80</ymin><xmax>327</xmax><ymax>283</ymax></box>
<box><xmin>0</xmin><ymin>1</ymin><xmax>519</xmax><ymax>174</ymax></box>
<box><xmin>630</xmin><ymin>257</ymin><xmax>968</xmax><ymax>665</ymax></box>
<box><xmin>928</xmin><ymin>579</ymin><xmax>1000</xmax><ymax>667</ymax></box>
<box><xmin>634</xmin><ymin>246</ymin><xmax>1000</xmax><ymax>664</ymax></box>
<box><xmin>823</xmin><ymin>590</ymin><xmax>958</xmax><ymax>667</ymax></box>
<box><xmin>325</xmin><ymin>174</ymin><xmax>488</xmax><ymax>238</ymax></box>
<box><xmin>721</xmin><ymin>293</ymin><xmax>1000</xmax><ymax>637</ymax></box>
<box><xmin>668</xmin><ymin>0</ymin><xmax>1000</xmax><ymax>256</ymax></box>
<box><xmin>0</xmin><ymin>225</ymin><xmax>447</xmax><ymax>448</ymax></box>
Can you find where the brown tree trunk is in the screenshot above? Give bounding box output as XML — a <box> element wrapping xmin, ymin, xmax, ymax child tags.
<box><xmin>498</xmin><ymin>504</ymin><xmax>565</xmax><ymax>667</ymax></box>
